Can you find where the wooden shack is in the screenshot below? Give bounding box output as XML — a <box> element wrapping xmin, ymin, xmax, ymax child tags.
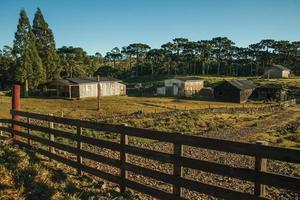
<box><xmin>264</xmin><ymin>64</ymin><xmax>291</xmax><ymax>78</ymax></box>
<box><xmin>157</xmin><ymin>77</ymin><xmax>204</xmax><ymax>97</ymax></box>
<box><xmin>214</xmin><ymin>80</ymin><xmax>256</xmax><ymax>103</ymax></box>
<box><xmin>251</xmin><ymin>85</ymin><xmax>288</xmax><ymax>102</ymax></box>
<box><xmin>47</xmin><ymin>77</ymin><xmax>126</xmax><ymax>99</ymax></box>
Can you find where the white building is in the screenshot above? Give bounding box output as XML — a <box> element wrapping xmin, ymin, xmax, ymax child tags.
<box><xmin>48</xmin><ymin>77</ymin><xmax>126</xmax><ymax>99</ymax></box>
<box><xmin>264</xmin><ymin>64</ymin><xmax>291</xmax><ymax>78</ymax></box>
<box><xmin>157</xmin><ymin>77</ymin><xmax>204</xmax><ymax>97</ymax></box>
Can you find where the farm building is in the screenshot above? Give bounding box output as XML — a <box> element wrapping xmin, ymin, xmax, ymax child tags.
<box><xmin>264</xmin><ymin>64</ymin><xmax>291</xmax><ymax>78</ymax></box>
<box><xmin>251</xmin><ymin>85</ymin><xmax>288</xmax><ymax>102</ymax></box>
<box><xmin>47</xmin><ymin>77</ymin><xmax>126</xmax><ymax>99</ymax></box>
<box><xmin>157</xmin><ymin>77</ymin><xmax>204</xmax><ymax>97</ymax></box>
<box><xmin>214</xmin><ymin>79</ymin><xmax>256</xmax><ymax>103</ymax></box>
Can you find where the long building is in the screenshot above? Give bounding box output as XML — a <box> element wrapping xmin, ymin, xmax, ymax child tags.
<box><xmin>47</xmin><ymin>77</ymin><xmax>126</xmax><ymax>99</ymax></box>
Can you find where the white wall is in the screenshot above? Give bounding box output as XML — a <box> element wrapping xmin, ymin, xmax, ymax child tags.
<box><xmin>78</xmin><ymin>82</ymin><xmax>126</xmax><ymax>98</ymax></box>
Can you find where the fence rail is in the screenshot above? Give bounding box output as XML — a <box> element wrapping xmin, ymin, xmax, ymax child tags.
<box><xmin>0</xmin><ymin>109</ymin><xmax>300</xmax><ymax>199</ymax></box>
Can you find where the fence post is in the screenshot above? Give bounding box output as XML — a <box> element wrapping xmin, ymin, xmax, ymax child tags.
<box><xmin>12</xmin><ymin>84</ymin><xmax>21</xmax><ymax>141</ymax></box>
<box><xmin>120</xmin><ymin>131</ymin><xmax>128</xmax><ymax>193</ymax></box>
<box><xmin>173</xmin><ymin>142</ymin><xmax>183</xmax><ymax>199</ymax></box>
<box><xmin>254</xmin><ymin>141</ymin><xmax>267</xmax><ymax>197</ymax></box>
<box><xmin>48</xmin><ymin>114</ymin><xmax>55</xmax><ymax>153</ymax></box>
<box><xmin>77</xmin><ymin>126</ymin><xmax>83</xmax><ymax>176</ymax></box>
<box><xmin>0</xmin><ymin>122</ymin><xmax>2</xmax><ymax>136</ymax></box>
<box><xmin>27</xmin><ymin>113</ymin><xmax>31</xmax><ymax>146</ymax></box>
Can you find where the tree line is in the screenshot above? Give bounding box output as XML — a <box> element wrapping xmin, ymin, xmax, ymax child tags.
<box><xmin>1</xmin><ymin>8</ymin><xmax>300</xmax><ymax>92</ymax></box>
<box><xmin>104</xmin><ymin>38</ymin><xmax>300</xmax><ymax>79</ymax></box>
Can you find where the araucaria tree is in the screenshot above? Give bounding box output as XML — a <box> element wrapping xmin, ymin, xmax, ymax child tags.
<box><xmin>33</xmin><ymin>8</ymin><xmax>60</xmax><ymax>81</ymax></box>
<box><xmin>12</xmin><ymin>9</ymin><xmax>45</xmax><ymax>93</ymax></box>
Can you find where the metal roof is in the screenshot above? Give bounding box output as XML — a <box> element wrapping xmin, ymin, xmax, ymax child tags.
<box><xmin>168</xmin><ymin>77</ymin><xmax>203</xmax><ymax>81</ymax></box>
<box><xmin>46</xmin><ymin>77</ymin><xmax>122</xmax><ymax>86</ymax></box>
<box><xmin>66</xmin><ymin>77</ymin><xmax>121</xmax><ymax>84</ymax></box>
<box><xmin>226</xmin><ymin>79</ymin><xmax>257</xmax><ymax>90</ymax></box>
<box><xmin>267</xmin><ymin>64</ymin><xmax>291</xmax><ymax>71</ymax></box>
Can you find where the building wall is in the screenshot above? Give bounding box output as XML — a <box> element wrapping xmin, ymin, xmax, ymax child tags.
<box><xmin>239</xmin><ymin>89</ymin><xmax>253</xmax><ymax>103</ymax></box>
<box><xmin>214</xmin><ymin>82</ymin><xmax>245</xmax><ymax>103</ymax></box>
<box><xmin>282</xmin><ymin>70</ymin><xmax>290</xmax><ymax>78</ymax></box>
<box><xmin>164</xmin><ymin>79</ymin><xmax>184</xmax><ymax>88</ymax></box>
<box><xmin>79</xmin><ymin>83</ymin><xmax>98</xmax><ymax>98</ymax></box>
<box><xmin>265</xmin><ymin>69</ymin><xmax>290</xmax><ymax>78</ymax></box>
<box><xmin>78</xmin><ymin>82</ymin><xmax>126</xmax><ymax>98</ymax></box>
<box><xmin>161</xmin><ymin>79</ymin><xmax>204</xmax><ymax>96</ymax></box>
<box><xmin>184</xmin><ymin>80</ymin><xmax>204</xmax><ymax>96</ymax></box>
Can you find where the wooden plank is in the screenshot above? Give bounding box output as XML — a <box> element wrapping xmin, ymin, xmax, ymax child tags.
<box><xmin>255</xmin><ymin>141</ymin><xmax>267</xmax><ymax>197</ymax></box>
<box><xmin>15</xmin><ymin>140</ymin><xmax>120</xmax><ymax>184</ymax></box>
<box><xmin>48</xmin><ymin>114</ymin><xmax>55</xmax><ymax>154</ymax></box>
<box><xmin>26</xmin><ymin>114</ymin><xmax>31</xmax><ymax>146</ymax></box>
<box><xmin>14</xmin><ymin>129</ymin><xmax>120</xmax><ymax>167</ymax></box>
<box><xmin>124</xmin><ymin>162</ymin><xmax>176</xmax><ymax>185</ymax></box>
<box><xmin>125</xmin><ymin>179</ymin><xmax>175</xmax><ymax>200</ymax></box>
<box><xmin>173</xmin><ymin>143</ymin><xmax>183</xmax><ymax>199</ymax></box>
<box><xmin>124</xmin><ymin>145</ymin><xmax>174</xmax><ymax>163</ymax></box>
<box><xmin>12</xmin><ymin>120</ymin><xmax>122</xmax><ymax>151</ymax></box>
<box><xmin>178</xmin><ymin>177</ymin><xmax>267</xmax><ymax>200</ymax></box>
<box><xmin>0</xmin><ymin>119</ymin><xmax>11</xmax><ymax>123</ymax></box>
<box><xmin>14</xmin><ymin>130</ymin><xmax>78</xmax><ymax>154</ymax></box>
<box><xmin>179</xmin><ymin>156</ymin><xmax>300</xmax><ymax>192</ymax></box>
<box><xmin>0</xmin><ymin>126</ymin><xmax>11</xmax><ymax>134</ymax></box>
<box><xmin>120</xmin><ymin>133</ymin><xmax>128</xmax><ymax>193</ymax></box>
<box><xmin>11</xmin><ymin>110</ymin><xmax>300</xmax><ymax>164</ymax></box>
<box><xmin>77</xmin><ymin>126</ymin><xmax>83</xmax><ymax>176</ymax></box>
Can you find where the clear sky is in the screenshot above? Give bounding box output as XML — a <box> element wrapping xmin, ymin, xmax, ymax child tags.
<box><xmin>0</xmin><ymin>0</ymin><xmax>300</xmax><ymax>55</ymax></box>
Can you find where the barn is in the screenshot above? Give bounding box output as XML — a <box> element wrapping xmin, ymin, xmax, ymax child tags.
<box><xmin>214</xmin><ymin>80</ymin><xmax>256</xmax><ymax>103</ymax></box>
<box><xmin>47</xmin><ymin>77</ymin><xmax>126</xmax><ymax>99</ymax></box>
<box><xmin>251</xmin><ymin>85</ymin><xmax>288</xmax><ymax>102</ymax></box>
<box><xmin>264</xmin><ymin>64</ymin><xmax>291</xmax><ymax>78</ymax></box>
<box><xmin>157</xmin><ymin>77</ymin><xmax>204</xmax><ymax>97</ymax></box>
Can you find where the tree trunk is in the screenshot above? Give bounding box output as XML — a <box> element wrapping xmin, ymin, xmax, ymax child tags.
<box><xmin>24</xmin><ymin>79</ymin><xmax>29</xmax><ymax>97</ymax></box>
<box><xmin>217</xmin><ymin>61</ymin><xmax>221</xmax><ymax>75</ymax></box>
<box><xmin>202</xmin><ymin>62</ymin><xmax>205</xmax><ymax>75</ymax></box>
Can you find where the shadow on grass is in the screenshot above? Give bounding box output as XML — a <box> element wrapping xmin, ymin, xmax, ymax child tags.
<box><xmin>0</xmin><ymin>144</ymin><xmax>54</xmax><ymax>200</ymax></box>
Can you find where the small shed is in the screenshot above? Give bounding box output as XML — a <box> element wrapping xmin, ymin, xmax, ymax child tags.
<box><xmin>214</xmin><ymin>80</ymin><xmax>256</xmax><ymax>103</ymax></box>
<box><xmin>47</xmin><ymin>77</ymin><xmax>126</xmax><ymax>99</ymax></box>
<box><xmin>251</xmin><ymin>85</ymin><xmax>288</xmax><ymax>102</ymax></box>
<box><xmin>157</xmin><ymin>77</ymin><xmax>204</xmax><ymax>97</ymax></box>
<box><xmin>264</xmin><ymin>64</ymin><xmax>291</xmax><ymax>78</ymax></box>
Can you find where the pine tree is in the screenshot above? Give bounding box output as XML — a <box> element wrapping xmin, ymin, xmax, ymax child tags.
<box><xmin>12</xmin><ymin>9</ymin><xmax>45</xmax><ymax>93</ymax></box>
<box><xmin>33</xmin><ymin>8</ymin><xmax>60</xmax><ymax>81</ymax></box>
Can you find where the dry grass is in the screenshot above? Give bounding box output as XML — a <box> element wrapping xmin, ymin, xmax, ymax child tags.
<box><xmin>0</xmin><ymin>140</ymin><xmax>137</xmax><ymax>200</ymax></box>
<box><xmin>0</xmin><ymin>94</ymin><xmax>255</xmax><ymax>119</ymax></box>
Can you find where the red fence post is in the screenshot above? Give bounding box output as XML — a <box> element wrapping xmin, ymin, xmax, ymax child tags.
<box><xmin>12</xmin><ymin>84</ymin><xmax>21</xmax><ymax>141</ymax></box>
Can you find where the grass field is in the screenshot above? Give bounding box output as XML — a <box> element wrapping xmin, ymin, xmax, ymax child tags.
<box><xmin>0</xmin><ymin>94</ymin><xmax>257</xmax><ymax>119</ymax></box>
<box><xmin>1</xmin><ymin>76</ymin><xmax>300</xmax><ymax>199</ymax></box>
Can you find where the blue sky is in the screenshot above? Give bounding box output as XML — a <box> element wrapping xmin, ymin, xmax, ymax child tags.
<box><xmin>0</xmin><ymin>0</ymin><xmax>300</xmax><ymax>55</ymax></box>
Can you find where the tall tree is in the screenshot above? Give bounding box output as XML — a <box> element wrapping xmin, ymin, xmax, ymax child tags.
<box><xmin>128</xmin><ymin>43</ymin><xmax>150</xmax><ymax>76</ymax></box>
<box><xmin>211</xmin><ymin>37</ymin><xmax>235</xmax><ymax>75</ymax></box>
<box><xmin>33</xmin><ymin>8</ymin><xmax>60</xmax><ymax>81</ymax></box>
<box><xmin>12</xmin><ymin>9</ymin><xmax>45</xmax><ymax>93</ymax></box>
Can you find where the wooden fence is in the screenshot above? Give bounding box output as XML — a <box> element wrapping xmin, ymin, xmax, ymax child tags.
<box><xmin>0</xmin><ymin>110</ymin><xmax>300</xmax><ymax>199</ymax></box>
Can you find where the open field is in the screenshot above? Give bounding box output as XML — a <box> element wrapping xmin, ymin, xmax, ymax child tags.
<box><xmin>0</xmin><ymin>94</ymin><xmax>260</xmax><ymax>119</ymax></box>
<box><xmin>1</xmin><ymin>76</ymin><xmax>300</xmax><ymax>199</ymax></box>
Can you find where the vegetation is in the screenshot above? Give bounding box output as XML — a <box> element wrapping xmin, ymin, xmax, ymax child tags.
<box><xmin>1</xmin><ymin>8</ymin><xmax>300</xmax><ymax>92</ymax></box>
<box><xmin>0</xmin><ymin>141</ymin><xmax>137</xmax><ymax>200</ymax></box>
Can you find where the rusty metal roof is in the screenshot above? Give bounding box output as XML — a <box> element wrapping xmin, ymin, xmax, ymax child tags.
<box><xmin>226</xmin><ymin>79</ymin><xmax>256</xmax><ymax>90</ymax></box>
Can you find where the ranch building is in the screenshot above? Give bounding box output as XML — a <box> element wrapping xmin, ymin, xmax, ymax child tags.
<box><xmin>251</xmin><ymin>85</ymin><xmax>288</xmax><ymax>102</ymax></box>
<box><xmin>47</xmin><ymin>77</ymin><xmax>126</xmax><ymax>99</ymax></box>
<box><xmin>157</xmin><ymin>77</ymin><xmax>204</xmax><ymax>97</ymax></box>
<box><xmin>264</xmin><ymin>64</ymin><xmax>291</xmax><ymax>78</ymax></box>
<box><xmin>214</xmin><ymin>79</ymin><xmax>256</xmax><ymax>103</ymax></box>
